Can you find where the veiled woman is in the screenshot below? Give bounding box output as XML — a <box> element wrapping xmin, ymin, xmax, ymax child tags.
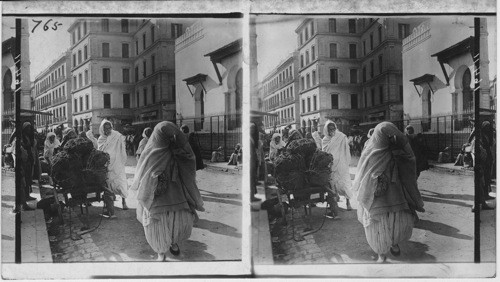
<box><xmin>269</xmin><ymin>133</ymin><xmax>285</xmax><ymax>162</ymax></box>
<box><xmin>352</xmin><ymin>122</ymin><xmax>424</xmax><ymax>262</ymax></box>
<box><xmin>130</xmin><ymin>121</ymin><xmax>204</xmax><ymax>261</ymax></box>
<box><xmin>322</xmin><ymin>120</ymin><xmax>353</xmax><ymax>212</ymax></box>
<box><xmin>136</xmin><ymin>127</ymin><xmax>153</xmax><ymax>160</ymax></box>
<box><xmin>97</xmin><ymin>119</ymin><xmax>129</xmax><ymax>216</ymax></box>
<box><xmin>43</xmin><ymin>132</ymin><xmax>61</xmax><ymax>164</ymax></box>
<box><xmin>285</xmin><ymin>129</ymin><xmax>303</xmax><ymax>148</ymax></box>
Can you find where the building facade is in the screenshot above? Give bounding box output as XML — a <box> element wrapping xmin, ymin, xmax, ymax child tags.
<box><xmin>32</xmin><ymin>51</ymin><xmax>72</xmax><ymax>132</ymax></box>
<box><xmin>175</xmin><ymin>19</ymin><xmax>243</xmax><ymax>132</ymax></box>
<box><xmin>294</xmin><ymin>17</ymin><xmax>423</xmax><ymax>133</ymax></box>
<box><xmin>259</xmin><ymin>52</ymin><xmax>300</xmax><ymax>133</ymax></box>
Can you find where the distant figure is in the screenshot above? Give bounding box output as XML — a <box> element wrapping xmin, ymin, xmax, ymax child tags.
<box><xmin>86</xmin><ymin>128</ymin><xmax>98</xmax><ymax>149</ymax></box>
<box><xmin>282</xmin><ymin>125</ymin><xmax>291</xmax><ymax>142</ymax></box>
<box><xmin>43</xmin><ymin>132</ymin><xmax>60</xmax><ymax>164</ymax></box>
<box><xmin>211</xmin><ymin>146</ymin><xmax>224</xmax><ymax>162</ymax></box>
<box><xmin>285</xmin><ymin>129</ymin><xmax>303</xmax><ymax>148</ymax></box>
<box><xmin>227</xmin><ymin>143</ymin><xmax>242</xmax><ymax>166</ymax></box>
<box><xmin>269</xmin><ymin>133</ymin><xmax>285</xmax><ymax>162</ymax></box>
<box><xmin>136</xmin><ymin>127</ymin><xmax>153</xmax><ymax>160</ymax></box>
<box><xmin>405</xmin><ymin>125</ymin><xmax>429</xmax><ymax>178</ymax></box>
<box><xmin>60</xmin><ymin>128</ymin><xmax>77</xmax><ymax>148</ymax></box>
<box><xmin>311</xmin><ymin>126</ymin><xmax>322</xmax><ymax>149</ymax></box>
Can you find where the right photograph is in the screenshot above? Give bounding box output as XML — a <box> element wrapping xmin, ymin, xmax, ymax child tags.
<box><xmin>250</xmin><ymin>15</ymin><xmax>496</xmax><ymax>266</ymax></box>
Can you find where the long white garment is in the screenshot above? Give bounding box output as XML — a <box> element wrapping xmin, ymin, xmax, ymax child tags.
<box><xmin>97</xmin><ymin>120</ymin><xmax>128</xmax><ymax>198</ymax></box>
<box><xmin>269</xmin><ymin>133</ymin><xmax>285</xmax><ymax>161</ymax></box>
<box><xmin>322</xmin><ymin>120</ymin><xmax>352</xmax><ymax>199</ymax></box>
<box><xmin>312</xmin><ymin>131</ymin><xmax>322</xmax><ymax>149</ymax></box>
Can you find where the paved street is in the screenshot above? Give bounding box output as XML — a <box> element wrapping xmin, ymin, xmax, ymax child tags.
<box><xmin>268</xmin><ymin>167</ymin><xmax>495</xmax><ymax>264</ymax></box>
<box><xmin>1</xmin><ymin>157</ymin><xmax>242</xmax><ymax>263</ymax></box>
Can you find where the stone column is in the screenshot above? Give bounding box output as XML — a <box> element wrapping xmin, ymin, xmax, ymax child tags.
<box><xmin>20</xmin><ymin>19</ymin><xmax>31</xmax><ymax>111</ymax></box>
<box><xmin>479</xmin><ymin>18</ymin><xmax>490</xmax><ymax>110</ymax></box>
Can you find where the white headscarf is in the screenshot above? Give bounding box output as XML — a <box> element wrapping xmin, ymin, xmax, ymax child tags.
<box><xmin>43</xmin><ymin>132</ymin><xmax>60</xmax><ymax>160</ymax></box>
<box><xmin>86</xmin><ymin>129</ymin><xmax>98</xmax><ymax>149</ymax></box>
<box><xmin>269</xmin><ymin>133</ymin><xmax>285</xmax><ymax>161</ymax></box>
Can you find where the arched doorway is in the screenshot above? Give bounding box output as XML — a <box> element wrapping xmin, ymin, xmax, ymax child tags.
<box><xmin>3</xmin><ymin>69</ymin><xmax>13</xmax><ymax>112</ymax></box>
<box><xmin>462</xmin><ymin>68</ymin><xmax>473</xmax><ymax>112</ymax></box>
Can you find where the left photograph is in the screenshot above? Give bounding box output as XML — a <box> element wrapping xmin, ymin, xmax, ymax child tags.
<box><xmin>1</xmin><ymin>17</ymin><xmax>243</xmax><ymax>264</ymax></box>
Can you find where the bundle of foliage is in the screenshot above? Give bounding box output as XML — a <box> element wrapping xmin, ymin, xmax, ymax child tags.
<box><xmin>274</xmin><ymin>152</ymin><xmax>306</xmax><ymax>192</ymax></box>
<box><xmin>286</xmin><ymin>138</ymin><xmax>318</xmax><ymax>167</ymax></box>
<box><xmin>305</xmin><ymin>149</ymin><xmax>333</xmax><ymax>187</ymax></box>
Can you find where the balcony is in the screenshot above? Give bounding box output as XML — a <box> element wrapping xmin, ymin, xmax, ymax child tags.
<box><xmin>52</xmin><ymin>96</ymin><xmax>67</xmax><ymax>106</ymax></box>
<box><xmin>278</xmin><ymin>117</ymin><xmax>295</xmax><ymax>125</ymax></box>
<box><xmin>264</xmin><ymin>76</ymin><xmax>294</xmax><ymax>96</ymax></box>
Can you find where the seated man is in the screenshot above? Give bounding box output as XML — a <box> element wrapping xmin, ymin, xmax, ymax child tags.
<box><xmin>211</xmin><ymin>146</ymin><xmax>224</xmax><ymax>162</ymax></box>
<box><xmin>227</xmin><ymin>144</ymin><xmax>242</xmax><ymax>166</ymax></box>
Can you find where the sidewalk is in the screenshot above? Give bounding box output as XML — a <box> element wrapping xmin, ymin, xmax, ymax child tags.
<box><xmin>1</xmin><ymin>170</ymin><xmax>53</xmax><ymax>263</ymax></box>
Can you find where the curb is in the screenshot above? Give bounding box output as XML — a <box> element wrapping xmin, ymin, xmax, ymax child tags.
<box><xmin>429</xmin><ymin>164</ymin><xmax>474</xmax><ymax>176</ymax></box>
<box><xmin>203</xmin><ymin>163</ymin><xmax>242</xmax><ymax>175</ymax></box>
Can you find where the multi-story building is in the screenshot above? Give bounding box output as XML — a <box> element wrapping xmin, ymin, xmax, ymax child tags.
<box><xmin>132</xmin><ymin>19</ymin><xmax>194</xmax><ymax>128</ymax></box>
<box><xmin>259</xmin><ymin>52</ymin><xmax>300</xmax><ymax>133</ymax></box>
<box><xmin>68</xmin><ymin>19</ymin><xmax>140</xmax><ymax>134</ymax></box>
<box><xmin>295</xmin><ymin>17</ymin><xmax>423</xmax><ymax>133</ymax></box>
<box><xmin>32</xmin><ymin>51</ymin><xmax>72</xmax><ymax>132</ymax></box>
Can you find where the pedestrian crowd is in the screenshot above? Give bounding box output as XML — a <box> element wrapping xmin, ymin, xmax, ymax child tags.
<box><xmin>260</xmin><ymin>119</ymin><xmax>495</xmax><ymax>263</ymax></box>
<box><xmin>7</xmin><ymin>120</ymin><xmax>205</xmax><ymax>262</ymax></box>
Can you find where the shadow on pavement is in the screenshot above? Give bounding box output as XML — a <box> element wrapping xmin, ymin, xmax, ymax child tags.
<box><xmin>181</xmin><ymin>240</ymin><xmax>216</xmax><ymax>261</ymax></box>
<box><xmin>201</xmin><ymin>195</ymin><xmax>241</xmax><ymax>206</ymax></box>
<box><xmin>199</xmin><ymin>189</ymin><xmax>241</xmax><ymax>200</ymax></box>
<box><xmin>421</xmin><ymin>195</ymin><xmax>471</xmax><ymax>208</ymax></box>
<box><xmin>2</xmin><ymin>234</ymin><xmax>14</xmax><ymax>241</ymax></box>
<box><xmin>415</xmin><ymin>219</ymin><xmax>473</xmax><ymax>240</ymax></box>
<box><xmin>2</xmin><ymin>195</ymin><xmax>15</xmax><ymax>202</ymax></box>
<box><xmin>194</xmin><ymin>218</ymin><xmax>241</xmax><ymax>238</ymax></box>
<box><xmin>420</xmin><ymin>190</ymin><xmax>474</xmax><ymax>202</ymax></box>
<box><xmin>2</xmin><ymin>202</ymin><xmax>14</xmax><ymax>209</ymax></box>
<box><xmin>398</xmin><ymin>240</ymin><xmax>436</xmax><ymax>263</ymax></box>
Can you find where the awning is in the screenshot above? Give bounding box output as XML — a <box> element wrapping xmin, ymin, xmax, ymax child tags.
<box><xmin>183</xmin><ymin>73</ymin><xmax>208</xmax><ymax>96</ymax></box>
<box><xmin>410</xmin><ymin>74</ymin><xmax>435</xmax><ymax>97</ymax></box>
<box><xmin>204</xmin><ymin>38</ymin><xmax>242</xmax><ymax>85</ymax></box>
<box><xmin>431</xmin><ymin>36</ymin><xmax>474</xmax><ymax>86</ymax></box>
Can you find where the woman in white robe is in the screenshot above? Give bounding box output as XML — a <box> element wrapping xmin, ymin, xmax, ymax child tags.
<box><xmin>322</xmin><ymin>120</ymin><xmax>353</xmax><ymax>211</ymax></box>
<box><xmin>97</xmin><ymin>119</ymin><xmax>129</xmax><ymax>215</ymax></box>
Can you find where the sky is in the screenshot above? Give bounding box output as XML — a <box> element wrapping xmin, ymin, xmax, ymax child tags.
<box><xmin>254</xmin><ymin>15</ymin><xmax>497</xmax><ymax>83</ymax></box>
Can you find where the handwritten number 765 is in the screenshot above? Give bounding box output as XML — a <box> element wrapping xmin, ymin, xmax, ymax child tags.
<box><xmin>31</xmin><ymin>19</ymin><xmax>63</xmax><ymax>33</ymax></box>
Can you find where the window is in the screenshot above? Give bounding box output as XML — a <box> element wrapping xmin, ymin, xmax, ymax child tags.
<box><xmin>313</xmin><ymin>95</ymin><xmax>317</xmax><ymax>111</ymax></box>
<box><xmin>121</xmin><ymin>19</ymin><xmax>129</xmax><ymax>33</ymax></box>
<box><xmin>72</xmin><ymin>31</ymin><xmax>75</xmax><ymax>45</ymax></box>
<box><xmin>300</xmin><ymin>55</ymin><xmax>304</xmax><ymax>67</ymax></box>
<box><xmin>329</xmin><ymin>43</ymin><xmax>337</xmax><ymax>58</ymax></box>
<box><xmin>331</xmin><ymin>94</ymin><xmax>339</xmax><ymax>109</ymax></box>
<box><xmin>103</xmin><ymin>94</ymin><xmax>111</xmax><ymax>109</ymax></box>
<box><xmin>142</xmin><ymin>33</ymin><xmax>146</xmax><ymax>50</ymax></box>
<box><xmin>123</xmin><ymin>93</ymin><xmax>130</xmax><ymax>108</ymax></box>
<box><xmin>379</xmin><ymin>86</ymin><xmax>384</xmax><ymax>104</ymax></box>
<box><xmin>102</xmin><ymin>43</ymin><xmax>109</xmax><ymax>57</ymax></box>
<box><xmin>143</xmin><ymin>88</ymin><xmax>148</xmax><ymax>105</ymax></box>
<box><xmin>78</xmin><ymin>50</ymin><xmax>82</xmax><ymax>64</ymax></box>
<box><xmin>79</xmin><ymin>96</ymin><xmax>83</xmax><ymax>112</ymax></box>
<box><xmin>171</xmin><ymin>23</ymin><xmax>182</xmax><ymax>39</ymax></box>
<box><xmin>102</xmin><ymin>68</ymin><xmax>110</xmax><ymax>83</ymax></box>
<box><xmin>349</xmin><ymin>44</ymin><xmax>356</xmax><ymax>59</ymax></box>
<box><xmin>311</xmin><ymin>45</ymin><xmax>315</xmax><ymax>60</ymax></box>
<box><xmin>305</xmin><ymin>51</ymin><xmax>310</xmax><ymax>65</ymax></box>
<box><xmin>122</xmin><ymin>43</ymin><xmax>129</xmax><ymax>58</ymax></box>
<box><xmin>305</xmin><ymin>28</ymin><xmax>308</xmax><ymax>41</ymax></box>
<box><xmin>306</xmin><ymin>73</ymin><xmax>310</xmax><ymax>88</ymax></box>
<box><xmin>135</xmin><ymin>66</ymin><xmax>139</xmax><ymax>82</ymax></box>
<box><xmin>364</xmin><ymin>90</ymin><xmax>368</xmax><ymax>108</ymax></box>
<box><xmin>62</xmin><ymin>85</ymin><xmax>65</xmax><ymax>96</ymax></box>
<box><xmin>73</xmin><ymin>76</ymin><xmax>76</xmax><ymax>89</ymax></box>
<box><xmin>77</xmin><ymin>25</ymin><xmax>81</xmax><ymax>40</ymax></box>
<box><xmin>84</xmin><ymin>70</ymin><xmax>88</xmax><ymax>85</ymax></box>
<box><xmin>135</xmin><ymin>40</ymin><xmax>139</xmax><ymax>55</ymax></box>
<box><xmin>85</xmin><ymin>95</ymin><xmax>89</xmax><ymax>110</ymax></box>
<box><xmin>101</xmin><ymin>19</ymin><xmax>109</xmax><ymax>32</ymax></box>
<box><xmin>143</xmin><ymin>60</ymin><xmax>147</xmax><ymax>77</ymax></box>
<box><xmin>310</xmin><ymin>22</ymin><xmax>314</xmax><ymax>35</ymax></box>
<box><xmin>84</xmin><ymin>45</ymin><xmax>88</xmax><ymax>60</ymax></box>
<box><xmin>74</xmin><ymin>98</ymin><xmax>78</xmax><ymax>112</ymax></box>
<box><xmin>151</xmin><ymin>25</ymin><xmax>155</xmax><ymax>43</ymax></box>
<box><xmin>363</xmin><ymin>40</ymin><xmax>366</xmax><ymax>56</ymax></box>
<box><xmin>307</xmin><ymin>97</ymin><xmax>311</xmax><ymax>112</ymax></box>
<box><xmin>398</xmin><ymin>24</ymin><xmax>410</xmax><ymax>39</ymax></box>
<box><xmin>151</xmin><ymin>55</ymin><xmax>155</xmax><ymax>72</ymax></box>
<box><xmin>83</xmin><ymin>21</ymin><xmax>87</xmax><ymax>35</ymax></box>
<box><xmin>299</xmin><ymin>32</ymin><xmax>303</xmax><ymax>45</ymax></box>
<box><xmin>378</xmin><ymin>55</ymin><xmax>383</xmax><ymax>74</ymax></box>
<box><xmin>302</xmin><ymin>99</ymin><xmax>305</xmax><ymax>113</ymax></box>
<box><xmin>370</xmin><ymin>60</ymin><xmax>374</xmax><ymax>78</ymax></box>
<box><xmin>122</xmin><ymin>68</ymin><xmax>130</xmax><ymax>83</ymax></box>
<box><xmin>312</xmin><ymin>70</ymin><xmax>316</xmax><ymax>86</ymax></box>
<box><xmin>362</xmin><ymin>67</ymin><xmax>366</xmax><ymax>82</ymax></box>
<box><xmin>151</xmin><ymin>85</ymin><xmax>156</xmax><ymax>104</ymax></box>
<box><xmin>300</xmin><ymin>76</ymin><xmax>305</xmax><ymax>90</ymax></box>
<box><xmin>370</xmin><ymin>33</ymin><xmax>374</xmax><ymax>50</ymax></box>
<box><xmin>378</xmin><ymin>26</ymin><xmax>382</xmax><ymax>44</ymax></box>
<box><xmin>78</xmin><ymin>73</ymin><xmax>82</xmax><ymax>88</ymax></box>
<box><xmin>72</xmin><ymin>54</ymin><xmax>76</xmax><ymax>67</ymax></box>
<box><xmin>330</xmin><ymin>69</ymin><xmax>338</xmax><ymax>84</ymax></box>
<box><xmin>329</xmin><ymin>19</ymin><xmax>336</xmax><ymax>32</ymax></box>
<box><xmin>350</xmin><ymin>69</ymin><xmax>357</xmax><ymax>83</ymax></box>
<box><xmin>371</xmin><ymin>88</ymin><xmax>375</xmax><ymax>106</ymax></box>
<box><xmin>136</xmin><ymin>91</ymin><xmax>140</xmax><ymax>107</ymax></box>
<box><xmin>348</xmin><ymin>19</ymin><xmax>356</xmax><ymax>33</ymax></box>
<box><xmin>351</xmin><ymin>94</ymin><xmax>358</xmax><ymax>109</ymax></box>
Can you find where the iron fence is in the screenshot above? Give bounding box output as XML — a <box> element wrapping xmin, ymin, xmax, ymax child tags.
<box><xmin>178</xmin><ymin>114</ymin><xmax>242</xmax><ymax>161</ymax></box>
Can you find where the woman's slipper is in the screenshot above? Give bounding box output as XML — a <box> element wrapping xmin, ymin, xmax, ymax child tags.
<box><xmin>390</xmin><ymin>245</ymin><xmax>401</xmax><ymax>256</ymax></box>
<box><xmin>169</xmin><ymin>244</ymin><xmax>180</xmax><ymax>256</ymax></box>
